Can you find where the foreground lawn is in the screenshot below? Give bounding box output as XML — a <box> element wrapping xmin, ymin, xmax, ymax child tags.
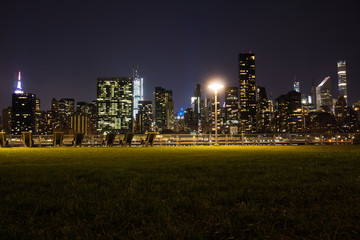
<box><xmin>0</xmin><ymin>146</ymin><xmax>360</xmax><ymax>239</ymax></box>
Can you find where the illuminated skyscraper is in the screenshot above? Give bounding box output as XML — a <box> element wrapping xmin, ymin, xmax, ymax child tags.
<box><xmin>275</xmin><ymin>90</ymin><xmax>303</xmax><ymax>133</ymax></box>
<box><xmin>35</xmin><ymin>98</ymin><xmax>42</xmax><ymax>134</ymax></box>
<box><xmin>59</xmin><ymin>98</ymin><xmax>75</xmax><ymax>131</ymax></box>
<box><xmin>137</xmin><ymin>100</ymin><xmax>153</xmax><ymax>133</ymax></box>
<box><xmin>2</xmin><ymin>107</ymin><xmax>12</xmax><ymax>134</ymax></box>
<box><xmin>191</xmin><ymin>84</ymin><xmax>202</xmax><ymax>132</ymax></box>
<box><xmin>194</xmin><ymin>84</ymin><xmax>201</xmax><ymax>118</ymax></box>
<box><xmin>239</xmin><ymin>52</ymin><xmax>256</xmax><ymax>132</ymax></box>
<box><xmin>59</xmin><ymin>98</ymin><xmax>75</xmax><ymax>114</ymax></box>
<box><xmin>293</xmin><ymin>80</ymin><xmax>300</xmax><ymax>93</ymax></box>
<box><xmin>210</xmin><ymin>91</ymin><xmax>221</xmax><ymax>134</ymax></box>
<box><xmin>11</xmin><ymin>93</ymin><xmax>36</xmax><ymax>134</ymax></box>
<box><xmin>316</xmin><ymin>76</ymin><xmax>332</xmax><ymax>111</ymax></box>
<box><xmin>97</xmin><ymin>77</ymin><xmax>133</xmax><ymax>133</ymax></box>
<box><xmin>224</xmin><ymin>87</ymin><xmax>239</xmax><ymax>128</ymax></box>
<box><xmin>133</xmin><ymin>67</ymin><xmax>143</xmax><ymax>118</ymax></box>
<box><xmin>337</xmin><ymin>60</ymin><xmax>348</xmax><ymax>104</ymax></box>
<box><xmin>11</xmin><ymin>72</ymin><xmax>36</xmax><ymax>134</ymax></box>
<box><xmin>154</xmin><ymin>87</ymin><xmax>174</xmax><ymax>132</ymax></box>
<box><xmin>256</xmin><ymin>86</ymin><xmax>271</xmax><ymax>132</ymax></box>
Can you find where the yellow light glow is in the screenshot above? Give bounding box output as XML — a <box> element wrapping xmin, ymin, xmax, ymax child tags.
<box><xmin>208</xmin><ymin>83</ymin><xmax>224</xmax><ymax>92</ymax></box>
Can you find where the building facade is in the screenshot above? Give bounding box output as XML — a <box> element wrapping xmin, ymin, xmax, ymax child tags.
<box><xmin>337</xmin><ymin>60</ymin><xmax>348</xmax><ymax>104</ymax></box>
<box><xmin>275</xmin><ymin>90</ymin><xmax>303</xmax><ymax>133</ymax></box>
<box><xmin>136</xmin><ymin>100</ymin><xmax>153</xmax><ymax>133</ymax></box>
<box><xmin>316</xmin><ymin>76</ymin><xmax>332</xmax><ymax>112</ymax></box>
<box><xmin>76</xmin><ymin>101</ymin><xmax>97</xmax><ymax>135</ymax></box>
<box><xmin>133</xmin><ymin>67</ymin><xmax>143</xmax><ymax>118</ymax></box>
<box><xmin>2</xmin><ymin>107</ymin><xmax>12</xmax><ymax>134</ymax></box>
<box><xmin>58</xmin><ymin>98</ymin><xmax>75</xmax><ymax>132</ymax></box>
<box><xmin>239</xmin><ymin>52</ymin><xmax>256</xmax><ymax>132</ymax></box>
<box><xmin>293</xmin><ymin>80</ymin><xmax>300</xmax><ymax>93</ymax></box>
<box><xmin>224</xmin><ymin>87</ymin><xmax>239</xmax><ymax>132</ymax></box>
<box><xmin>11</xmin><ymin>93</ymin><xmax>36</xmax><ymax>134</ymax></box>
<box><xmin>97</xmin><ymin>77</ymin><xmax>133</xmax><ymax>133</ymax></box>
<box><xmin>256</xmin><ymin>86</ymin><xmax>271</xmax><ymax>132</ymax></box>
<box><xmin>154</xmin><ymin>87</ymin><xmax>174</xmax><ymax>132</ymax></box>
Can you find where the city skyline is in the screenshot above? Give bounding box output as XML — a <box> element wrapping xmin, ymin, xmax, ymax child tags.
<box><xmin>1</xmin><ymin>1</ymin><xmax>360</xmax><ymax>112</ymax></box>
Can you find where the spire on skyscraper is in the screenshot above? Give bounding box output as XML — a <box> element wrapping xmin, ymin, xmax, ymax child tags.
<box><xmin>14</xmin><ymin>70</ymin><xmax>24</xmax><ymax>94</ymax></box>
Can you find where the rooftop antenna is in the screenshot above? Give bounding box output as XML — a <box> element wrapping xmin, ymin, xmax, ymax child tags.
<box><xmin>14</xmin><ymin>70</ymin><xmax>24</xmax><ymax>94</ymax></box>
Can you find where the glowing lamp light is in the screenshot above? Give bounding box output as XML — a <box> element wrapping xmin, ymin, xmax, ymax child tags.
<box><xmin>208</xmin><ymin>83</ymin><xmax>224</xmax><ymax>93</ymax></box>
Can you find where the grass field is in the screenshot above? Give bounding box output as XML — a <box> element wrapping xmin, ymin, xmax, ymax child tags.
<box><xmin>1</xmin><ymin>146</ymin><xmax>360</xmax><ymax>239</ymax></box>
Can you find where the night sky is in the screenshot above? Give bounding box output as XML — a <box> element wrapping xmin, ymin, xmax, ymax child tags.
<box><xmin>1</xmin><ymin>1</ymin><xmax>359</xmax><ymax>112</ymax></box>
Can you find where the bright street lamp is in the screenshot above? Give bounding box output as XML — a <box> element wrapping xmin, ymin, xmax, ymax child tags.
<box><xmin>209</xmin><ymin>82</ymin><xmax>224</xmax><ymax>145</ymax></box>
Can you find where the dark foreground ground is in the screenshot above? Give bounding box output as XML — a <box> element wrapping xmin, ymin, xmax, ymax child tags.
<box><xmin>0</xmin><ymin>146</ymin><xmax>359</xmax><ymax>239</ymax></box>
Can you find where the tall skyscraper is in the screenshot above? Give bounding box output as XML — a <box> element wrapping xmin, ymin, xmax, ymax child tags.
<box><xmin>194</xmin><ymin>84</ymin><xmax>201</xmax><ymax>117</ymax></box>
<box><xmin>35</xmin><ymin>98</ymin><xmax>42</xmax><ymax>134</ymax></box>
<box><xmin>133</xmin><ymin>67</ymin><xmax>144</xmax><ymax>118</ymax></box>
<box><xmin>310</xmin><ymin>82</ymin><xmax>316</xmax><ymax>106</ymax></box>
<box><xmin>275</xmin><ymin>90</ymin><xmax>303</xmax><ymax>133</ymax></box>
<box><xmin>224</xmin><ymin>87</ymin><xmax>239</xmax><ymax>128</ymax></box>
<box><xmin>2</xmin><ymin>107</ymin><xmax>12</xmax><ymax>134</ymax></box>
<box><xmin>49</xmin><ymin>98</ymin><xmax>61</xmax><ymax>132</ymax></box>
<box><xmin>59</xmin><ymin>98</ymin><xmax>75</xmax><ymax>114</ymax></box>
<box><xmin>239</xmin><ymin>52</ymin><xmax>256</xmax><ymax>132</ymax></box>
<box><xmin>256</xmin><ymin>86</ymin><xmax>270</xmax><ymax>132</ymax></box>
<box><xmin>316</xmin><ymin>76</ymin><xmax>332</xmax><ymax>111</ymax></box>
<box><xmin>211</xmin><ymin>91</ymin><xmax>221</xmax><ymax>134</ymax></box>
<box><xmin>337</xmin><ymin>60</ymin><xmax>348</xmax><ymax>104</ymax></box>
<box><xmin>97</xmin><ymin>77</ymin><xmax>134</xmax><ymax>133</ymax></box>
<box><xmin>11</xmin><ymin>72</ymin><xmax>36</xmax><ymax>134</ymax></box>
<box><xmin>137</xmin><ymin>100</ymin><xmax>153</xmax><ymax>133</ymax></box>
<box><xmin>154</xmin><ymin>87</ymin><xmax>174</xmax><ymax>132</ymax></box>
<box><xmin>293</xmin><ymin>78</ymin><xmax>300</xmax><ymax>93</ymax></box>
<box><xmin>58</xmin><ymin>98</ymin><xmax>75</xmax><ymax>131</ymax></box>
<box><xmin>191</xmin><ymin>84</ymin><xmax>202</xmax><ymax>132</ymax></box>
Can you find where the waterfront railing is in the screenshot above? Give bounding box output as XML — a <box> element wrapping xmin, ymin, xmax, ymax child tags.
<box><xmin>0</xmin><ymin>133</ymin><xmax>357</xmax><ymax>147</ymax></box>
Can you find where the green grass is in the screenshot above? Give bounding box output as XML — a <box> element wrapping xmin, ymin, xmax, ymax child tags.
<box><xmin>1</xmin><ymin>146</ymin><xmax>360</xmax><ymax>239</ymax></box>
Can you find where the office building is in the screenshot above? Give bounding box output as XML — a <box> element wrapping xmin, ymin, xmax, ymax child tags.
<box><xmin>184</xmin><ymin>107</ymin><xmax>197</xmax><ymax>132</ymax></box>
<box><xmin>137</xmin><ymin>100</ymin><xmax>153</xmax><ymax>133</ymax></box>
<box><xmin>193</xmin><ymin>84</ymin><xmax>202</xmax><ymax>131</ymax></box>
<box><xmin>154</xmin><ymin>87</ymin><xmax>174</xmax><ymax>132</ymax></box>
<box><xmin>334</xmin><ymin>95</ymin><xmax>358</xmax><ymax>132</ymax></box>
<box><xmin>224</xmin><ymin>87</ymin><xmax>239</xmax><ymax>129</ymax></box>
<box><xmin>58</xmin><ymin>98</ymin><xmax>75</xmax><ymax>132</ymax></box>
<box><xmin>34</xmin><ymin>98</ymin><xmax>44</xmax><ymax>134</ymax></box>
<box><xmin>256</xmin><ymin>86</ymin><xmax>271</xmax><ymax>132</ymax></box>
<box><xmin>133</xmin><ymin>67</ymin><xmax>143</xmax><ymax>118</ymax></box>
<box><xmin>97</xmin><ymin>77</ymin><xmax>133</xmax><ymax>133</ymax></box>
<box><xmin>275</xmin><ymin>90</ymin><xmax>303</xmax><ymax>133</ymax></box>
<box><xmin>337</xmin><ymin>60</ymin><xmax>348</xmax><ymax>104</ymax></box>
<box><xmin>293</xmin><ymin>80</ymin><xmax>300</xmax><ymax>93</ymax></box>
<box><xmin>210</xmin><ymin>91</ymin><xmax>221</xmax><ymax>133</ymax></box>
<box><xmin>11</xmin><ymin>72</ymin><xmax>36</xmax><ymax>135</ymax></box>
<box><xmin>11</xmin><ymin>93</ymin><xmax>36</xmax><ymax>135</ymax></box>
<box><xmin>316</xmin><ymin>76</ymin><xmax>332</xmax><ymax>112</ymax></box>
<box><xmin>2</xmin><ymin>107</ymin><xmax>12</xmax><ymax>134</ymax></box>
<box><xmin>239</xmin><ymin>52</ymin><xmax>256</xmax><ymax>132</ymax></box>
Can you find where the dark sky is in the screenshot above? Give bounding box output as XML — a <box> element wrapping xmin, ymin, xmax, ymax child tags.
<box><xmin>1</xmin><ymin>0</ymin><xmax>359</xmax><ymax>112</ymax></box>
